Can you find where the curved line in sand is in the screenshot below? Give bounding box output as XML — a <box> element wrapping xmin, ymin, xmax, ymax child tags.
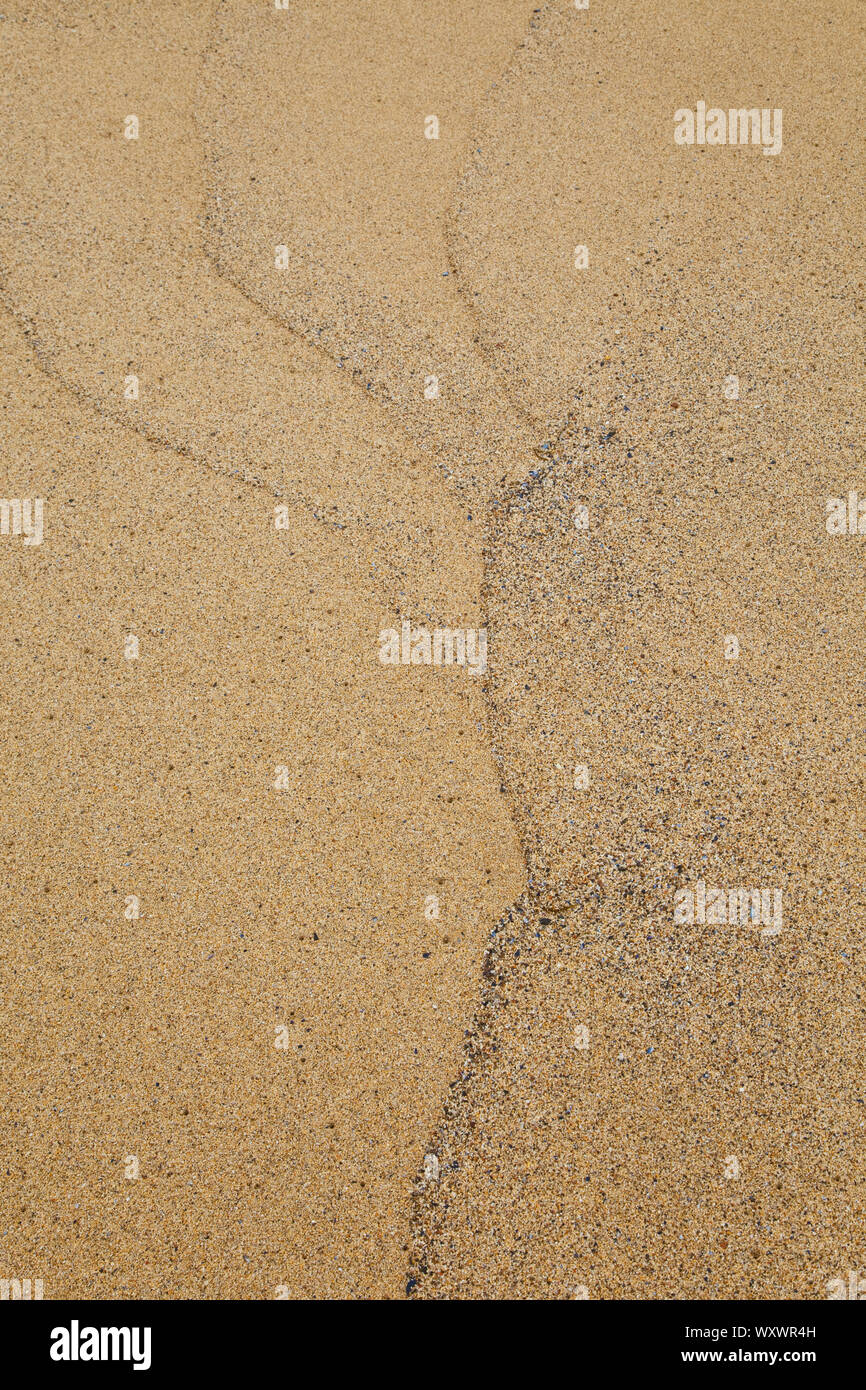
<box><xmin>0</xmin><ymin>3</ymin><xmax>533</xmax><ymax>1295</ymax></box>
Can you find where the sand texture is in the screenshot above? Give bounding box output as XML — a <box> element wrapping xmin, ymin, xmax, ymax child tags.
<box><xmin>1</xmin><ymin>0</ymin><xmax>863</xmax><ymax>1300</ymax></box>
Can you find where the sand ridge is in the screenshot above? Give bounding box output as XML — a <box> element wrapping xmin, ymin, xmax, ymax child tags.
<box><xmin>410</xmin><ymin>0</ymin><xmax>865</xmax><ymax>1297</ymax></box>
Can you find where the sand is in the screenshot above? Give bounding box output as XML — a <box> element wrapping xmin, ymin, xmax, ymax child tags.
<box><xmin>0</xmin><ymin>0</ymin><xmax>863</xmax><ymax>1299</ymax></box>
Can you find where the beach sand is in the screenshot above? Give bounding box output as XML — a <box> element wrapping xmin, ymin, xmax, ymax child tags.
<box><xmin>1</xmin><ymin>0</ymin><xmax>863</xmax><ymax>1299</ymax></box>
<box><xmin>411</xmin><ymin>0</ymin><xmax>865</xmax><ymax>1298</ymax></box>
